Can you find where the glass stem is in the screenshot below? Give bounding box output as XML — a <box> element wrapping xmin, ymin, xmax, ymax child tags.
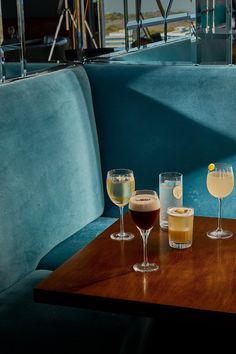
<box><xmin>217</xmin><ymin>198</ymin><xmax>222</xmax><ymax>231</ymax></box>
<box><xmin>119</xmin><ymin>206</ymin><xmax>125</xmax><ymax>236</ymax></box>
<box><xmin>141</xmin><ymin>230</ymin><xmax>150</xmax><ymax>265</ymax></box>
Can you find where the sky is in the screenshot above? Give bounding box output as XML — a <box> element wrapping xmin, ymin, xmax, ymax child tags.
<box><xmin>104</xmin><ymin>0</ymin><xmax>195</xmax><ymax>13</ymax></box>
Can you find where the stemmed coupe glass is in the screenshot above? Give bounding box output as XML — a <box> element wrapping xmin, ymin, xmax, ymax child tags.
<box><xmin>206</xmin><ymin>163</ymin><xmax>234</xmax><ymax>239</ymax></box>
<box><xmin>106</xmin><ymin>169</ymin><xmax>135</xmax><ymax>241</ymax></box>
<box><xmin>129</xmin><ymin>190</ymin><xmax>160</xmax><ymax>272</ymax></box>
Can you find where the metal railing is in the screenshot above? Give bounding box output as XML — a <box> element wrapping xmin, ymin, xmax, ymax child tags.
<box><xmin>123</xmin><ymin>0</ymin><xmax>195</xmax><ymax>51</ymax></box>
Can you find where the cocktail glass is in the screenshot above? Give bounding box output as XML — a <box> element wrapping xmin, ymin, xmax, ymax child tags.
<box><xmin>106</xmin><ymin>169</ymin><xmax>135</xmax><ymax>241</ymax></box>
<box><xmin>206</xmin><ymin>163</ymin><xmax>234</xmax><ymax>239</ymax></box>
<box><xmin>129</xmin><ymin>190</ymin><xmax>160</xmax><ymax>272</ymax></box>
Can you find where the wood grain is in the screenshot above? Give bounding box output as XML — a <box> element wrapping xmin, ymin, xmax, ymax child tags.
<box><xmin>34</xmin><ymin>213</ymin><xmax>236</xmax><ymax>322</ymax></box>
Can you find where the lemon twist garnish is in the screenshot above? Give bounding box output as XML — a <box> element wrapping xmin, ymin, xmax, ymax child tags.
<box><xmin>208</xmin><ymin>163</ymin><xmax>215</xmax><ymax>171</ymax></box>
<box><xmin>175</xmin><ymin>208</ymin><xmax>186</xmax><ymax>214</ymax></box>
<box><xmin>173</xmin><ymin>185</ymin><xmax>182</xmax><ymax>199</ymax></box>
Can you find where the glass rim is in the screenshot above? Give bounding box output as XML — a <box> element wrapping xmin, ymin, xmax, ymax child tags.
<box><xmin>167</xmin><ymin>206</ymin><xmax>194</xmax><ymax>217</ymax></box>
<box><xmin>209</xmin><ymin>163</ymin><xmax>232</xmax><ymax>168</ymax></box>
<box><xmin>131</xmin><ymin>189</ymin><xmax>157</xmax><ymax>195</ymax></box>
<box><xmin>159</xmin><ymin>172</ymin><xmax>183</xmax><ymax>178</ymax></box>
<box><xmin>107</xmin><ymin>168</ymin><xmax>134</xmax><ymax>176</ymax></box>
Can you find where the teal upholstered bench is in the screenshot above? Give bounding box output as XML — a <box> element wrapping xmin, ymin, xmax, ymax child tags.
<box><xmin>3</xmin><ymin>62</ymin><xmax>64</xmax><ymax>80</ymax></box>
<box><xmin>2</xmin><ymin>60</ymin><xmax>236</xmax><ymax>352</ymax></box>
<box><xmin>85</xmin><ymin>62</ymin><xmax>236</xmax><ymax>220</ymax></box>
<box><xmin>0</xmin><ymin>65</ymin><xmax>151</xmax><ymax>354</ymax></box>
<box><xmin>109</xmin><ymin>38</ymin><xmax>193</xmax><ymax>64</ymax></box>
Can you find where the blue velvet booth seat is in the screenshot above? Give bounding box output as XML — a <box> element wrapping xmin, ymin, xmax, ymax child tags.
<box><xmin>0</xmin><ymin>65</ymin><xmax>152</xmax><ymax>354</ymax></box>
<box><xmin>2</xmin><ymin>62</ymin><xmax>64</xmax><ymax>80</ymax></box>
<box><xmin>109</xmin><ymin>38</ymin><xmax>193</xmax><ymax>64</ymax></box>
<box><xmin>85</xmin><ymin>62</ymin><xmax>236</xmax><ymax>220</ymax></box>
<box><xmin>2</xmin><ymin>59</ymin><xmax>236</xmax><ymax>353</ymax></box>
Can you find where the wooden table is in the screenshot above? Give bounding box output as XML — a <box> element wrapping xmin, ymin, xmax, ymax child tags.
<box><xmin>34</xmin><ymin>213</ymin><xmax>236</xmax><ymax>326</ymax></box>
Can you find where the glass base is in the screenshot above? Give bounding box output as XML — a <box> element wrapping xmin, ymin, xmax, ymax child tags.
<box><xmin>133</xmin><ymin>262</ymin><xmax>159</xmax><ymax>272</ymax></box>
<box><xmin>207</xmin><ymin>229</ymin><xmax>233</xmax><ymax>239</ymax></box>
<box><xmin>110</xmin><ymin>232</ymin><xmax>134</xmax><ymax>241</ymax></box>
<box><xmin>169</xmin><ymin>240</ymin><xmax>192</xmax><ymax>249</ymax></box>
<box><xmin>160</xmin><ymin>220</ymin><xmax>168</xmax><ymax>230</ymax></box>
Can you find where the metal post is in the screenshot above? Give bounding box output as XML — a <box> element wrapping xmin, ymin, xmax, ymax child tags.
<box><xmin>164</xmin><ymin>0</ymin><xmax>174</xmax><ymax>42</ymax></box>
<box><xmin>212</xmin><ymin>0</ymin><xmax>216</xmax><ymax>33</ymax></box>
<box><xmin>226</xmin><ymin>0</ymin><xmax>233</xmax><ymax>64</ymax></box>
<box><xmin>123</xmin><ymin>0</ymin><xmax>129</xmax><ymax>51</ymax></box>
<box><xmin>65</xmin><ymin>0</ymin><xmax>70</xmax><ymax>31</ymax></box>
<box><xmin>48</xmin><ymin>0</ymin><xmax>80</xmax><ymax>61</ymax></box>
<box><xmin>16</xmin><ymin>0</ymin><xmax>26</xmax><ymax>77</ymax></box>
<box><xmin>78</xmin><ymin>0</ymin><xmax>98</xmax><ymax>50</ymax></box>
<box><xmin>156</xmin><ymin>0</ymin><xmax>168</xmax><ymax>42</ymax></box>
<box><xmin>155</xmin><ymin>0</ymin><xmax>165</xmax><ymax>17</ymax></box>
<box><xmin>0</xmin><ymin>46</ymin><xmax>5</xmax><ymax>83</ymax></box>
<box><xmin>206</xmin><ymin>0</ymin><xmax>209</xmax><ymax>32</ymax></box>
<box><xmin>74</xmin><ymin>0</ymin><xmax>83</xmax><ymax>49</ymax></box>
<box><xmin>0</xmin><ymin>0</ymin><xmax>3</xmax><ymax>44</ymax></box>
<box><xmin>0</xmin><ymin>0</ymin><xmax>5</xmax><ymax>83</ymax></box>
<box><xmin>97</xmin><ymin>0</ymin><xmax>105</xmax><ymax>48</ymax></box>
<box><xmin>166</xmin><ymin>0</ymin><xmax>174</xmax><ymax>18</ymax></box>
<box><xmin>135</xmin><ymin>0</ymin><xmax>141</xmax><ymax>48</ymax></box>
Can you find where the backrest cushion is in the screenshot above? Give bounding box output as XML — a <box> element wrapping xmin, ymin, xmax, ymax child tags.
<box><xmin>0</xmin><ymin>65</ymin><xmax>104</xmax><ymax>292</ymax></box>
<box><xmin>86</xmin><ymin>63</ymin><xmax>236</xmax><ymax>219</ymax></box>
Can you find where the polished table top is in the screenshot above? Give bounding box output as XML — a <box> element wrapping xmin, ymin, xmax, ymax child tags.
<box><xmin>34</xmin><ymin>214</ymin><xmax>236</xmax><ymax>322</ymax></box>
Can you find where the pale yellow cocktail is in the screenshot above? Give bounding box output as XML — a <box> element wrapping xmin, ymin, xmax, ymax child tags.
<box><xmin>207</xmin><ymin>171</ymin><xmax>234</xmax><ymax>199</ymax></box>
<box><xmin>206</xmin><ymin>163</ymin><xmax>234</xmax><ymax>239</ymax></box>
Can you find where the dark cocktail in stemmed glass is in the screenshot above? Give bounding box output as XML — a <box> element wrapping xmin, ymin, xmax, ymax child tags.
<box><xmin>129</xmin><ymin>190</ymin><xmax>160</xmax><ymax>272</ymax></box>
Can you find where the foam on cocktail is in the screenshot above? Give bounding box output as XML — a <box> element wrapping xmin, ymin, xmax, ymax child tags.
<box><xmin>168</xmin><ymin>207</ymin><xmax>194</xmax><ymax>217</ymax></box>
<box><xmin>129</xmin><ymin>194</ymin><xmax>160</xmax><ymax>211</ymax></box>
